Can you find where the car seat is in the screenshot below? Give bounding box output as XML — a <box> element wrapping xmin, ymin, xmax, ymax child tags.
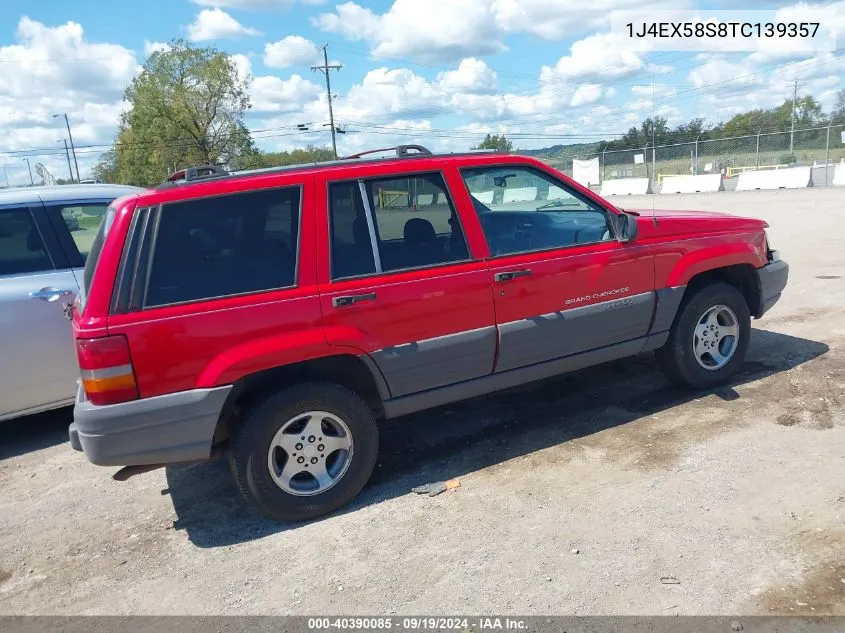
<box><xmin>403</xmin><ymin>218</ymin><xmax>441</xmax><ymax>267</ymax></box>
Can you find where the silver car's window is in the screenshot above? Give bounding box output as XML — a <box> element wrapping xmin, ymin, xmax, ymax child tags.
<box><xmin>55</xmin><ymin>203</ymin><xmax>110</xmax><ymax>263</ymax></box>
<box><xmin>81</xmin><ymin>205</ymin><xmax>117</xmax><ymax>302</ymax></box>
<box><xmin>0</xmin><ymin>207</ymin><xmax>53</xmax><ymax>276</ymax></box>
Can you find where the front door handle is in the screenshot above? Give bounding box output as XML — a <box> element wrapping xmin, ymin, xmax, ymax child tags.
<box><xmin>332</xmin><ymin>292</ymin><xmax>377</xmax><ymax>308</ymax></box>
<box><xmin>494</xmin><ymin>270</ymin><xmax>532</xmax><ymax>282</ymax></box>
<box><xmin>30</xmin><ymin>287</ymin><xmax>75</xmax><ymax>302</ymax></box>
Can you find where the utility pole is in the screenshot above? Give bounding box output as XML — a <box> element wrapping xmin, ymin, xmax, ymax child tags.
<box><xmin>60</xmin><ymin>139</ymin><xmax>74</xmax><ymax>183</ymax></box>
<box><xmin>54</xmin><ymin>113</ymin><xmax>80</xmax><ymax>182</ymax></box>
<box><xmin>311</xmin><ymin>44</ymin><xmax>342</xmax><ymax>159</ymax></box>
<box><xmin>23</xmin><ymin>158</ymin><xmax>34</xmax><ymax>186</ymax></box>
<box><xmin>790</xmin><ymin>79</ymin><xmax>799</xmax><ymax>155</ymax></box>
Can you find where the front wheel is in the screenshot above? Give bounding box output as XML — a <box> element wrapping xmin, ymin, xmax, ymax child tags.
<box><xmin>228</xmin><ymin>382</ymin><xmax>379</xmax><ymax>522</ymax></box>
<box><xmin>655</xmin><ymin>282</ymin><xmax>751</xmax><ymax>389</ymax></box>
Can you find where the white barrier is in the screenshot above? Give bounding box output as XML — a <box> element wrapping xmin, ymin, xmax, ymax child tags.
<box><xmin>660</xmin><ymin>174</ymin><xmax>724</xmax><ymax>194</ymax></box>
<box><xmin>735</xmin><ymin>167</ymin><xmax>814</xmax><ymax>191</ymax></box>
<box><xmin>503</xmin><ymin>186</ymin><xmax>537</xmax><ymax>202</ymax></box>
<box><xmin>599</xmin><ymin>178</ymin><xmax>651</xmax><ymax>196</ymax></box>
<box><xmin>547</xmin><ymin>185</ymin><xmax>566</xmax><ymax>199</ymax></box>
<box><xmin>416</xmin><ymin>194</ymin><xmax>433</xmax><ymax>205</ymax></box>
<box><xmin>472</xmin><ymin>191</ymin><xmax>494</xmax><ymax>203</ymax></box>
<box><xmin>833</xmin><ymin>162</ymin><xmax>845</xmax><ymax>186</ymax></box>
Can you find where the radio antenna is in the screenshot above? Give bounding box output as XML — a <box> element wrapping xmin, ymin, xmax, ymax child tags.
<box><xmin>651</xmin><ymin>71</ymin><xmax>658</xmax><ymax>226</ymax></box>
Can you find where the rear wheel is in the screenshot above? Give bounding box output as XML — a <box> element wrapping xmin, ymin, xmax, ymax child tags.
<box><xmin>229</xmin><ymin>382</ymin><xmax>379</xmax><ymax>522</ymax></box>
<box><xmin>655</xmin><ymin>282</ymin><xmax>751</xmax><ymax>389</ymax></box>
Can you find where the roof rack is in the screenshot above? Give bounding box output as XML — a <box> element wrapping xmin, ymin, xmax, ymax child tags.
<box><xmin>342</xmin><ymin>144</ymin><xmax>432</xmax><ymax>160</ymax></box>
<box><xmin>166</xmin><ymin>164</ymin><xmax>229</xmax><ymax>183</ymax></box>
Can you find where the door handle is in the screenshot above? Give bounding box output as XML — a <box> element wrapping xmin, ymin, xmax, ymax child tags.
<box><xmin>29</xmin><ymin>287</ymin><xmax>75</xmax><ymax>302</ymax></box>
<box><xmin>332</xmin><ymin>292</ymin><xmax>377</xmax><ymax>308</ymax></box>
<box><xmin>494</xmin><ymin>270</ymin><xmax>532</xmax><ymax>282</ymax></box>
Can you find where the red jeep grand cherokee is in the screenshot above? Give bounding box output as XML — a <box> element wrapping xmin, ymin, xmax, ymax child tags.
<box><xmin>69</xmin><ymin>145</ymin><xmax>788</xmax><ymax>522</ymax></box>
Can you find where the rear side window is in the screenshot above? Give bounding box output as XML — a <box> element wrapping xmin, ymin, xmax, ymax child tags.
<box><xmin>0</xmin><ymin>207</ymin><xmax>53</xmax><ymax>276</ymax></box>
<box><xmin>145</xmin><ymin>186</ymin><xmax>300</xmax><ymax>307</ymax></box>
<box><xmin>364</xmin><ymin>172</ymin><xmax>469</xmax><ymax>272</ymax></box>
<box><xmin>328</xmin><ymin>181</ymin><xmax>377</xmax><ymax>279</ymax></box>
<box><xmin>327</xmin><ymin>172</ymin><xmax>470</xmax><ymax>279</ymax></box>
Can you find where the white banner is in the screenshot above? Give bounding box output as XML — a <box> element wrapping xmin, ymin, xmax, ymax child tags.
<box><xmin>572</xmin><ymin>157</ymin><xmax>600</xmax><ymax>187</ymax></box>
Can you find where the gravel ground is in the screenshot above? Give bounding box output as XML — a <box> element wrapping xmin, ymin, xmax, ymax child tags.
<box><xmin>0</xmin><ymin>187</ymin><xmax>843</xmax><ymax>616</ymax></box>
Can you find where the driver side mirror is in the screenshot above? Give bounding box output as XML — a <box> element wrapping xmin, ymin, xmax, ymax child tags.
<box><xmin>617</xmin><ymin>212</ymin><xmax>639</xmax><ymax>242</ymax></box>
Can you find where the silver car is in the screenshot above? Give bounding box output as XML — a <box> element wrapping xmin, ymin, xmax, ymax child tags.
<box><xmin>0</xmin><ymin>184</ymin><xmax>144</xmax><ymax>421</ymax></box>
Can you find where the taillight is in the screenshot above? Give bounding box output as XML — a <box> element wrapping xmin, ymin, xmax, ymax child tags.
<box><xmin>76</xmin><ymin>335</ymin><xmax>139</xmax><ymax>405</ymax></box>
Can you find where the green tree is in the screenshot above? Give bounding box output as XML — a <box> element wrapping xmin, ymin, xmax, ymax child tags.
<box><xmin>92</xmin><ymin>148</ymin><xmax>118</xmax><ymax>184</ymax></box>
<box><xmin>774</xmin><ymin>95</ymin><xmax>824</xmax><ymax>128</ymax></box>
<box><xmin>640</xmin><ymin>117</ymin><xmax>670</xmax><ymax>144</ymax></box>
<box><xmin>722</xmin><ymin>108</ymin><xmax>773</xmax><ymax>136</ymax></box>
<box><xmin>110</xmin><ymin>39</ymin><xmax>254</xmax><ymax>186</ymax></box>
<box><xmin>472</xmin><ymin>133</ymin><xmax>514</xmax><ymax>152</ymax></box>
<box><xmin>231</xmin><ymin>145</ymin><xmax>335</xmax><ymax>170</ymax></box>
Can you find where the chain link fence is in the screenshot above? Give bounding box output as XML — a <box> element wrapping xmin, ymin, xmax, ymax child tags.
<box><xmin>542</xmin><ymin>123</ymin><xmax>845</xmax><ymax>190</ymax></box>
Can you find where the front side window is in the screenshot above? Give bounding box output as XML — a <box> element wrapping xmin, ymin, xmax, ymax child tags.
<box><xmin>0</xmin><ymin>207</ymin><xmax>53</xmax><ymax>276</ymax></box>
<box><xmin>364</xmin><ymin>172</ymin><xmax>469</xmax><ymax>273</ymax></box>
<box><xmin>145</xmin><ymin>186</ymin><xmax>300</xmax><ymax>307</ymax></box>
<box><xmin>461</xmin><ymin>166</ymin><xmax>613</xmax><ymax>256</ymax></box>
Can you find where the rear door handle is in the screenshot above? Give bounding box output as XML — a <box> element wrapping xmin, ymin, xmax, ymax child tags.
<box><xmin>29</xmin><ymin>287</ymin><xmax>75</xmax><ymax>302</ymax></box>
<box><xmin>494</xmin><ymin>270</ymin><xmax>532</xmax><ymax>282</ymax></box>
<box><xmin>332</xmin><ymin>292</ymin><xmax>377</xmax><ymax>308</ymax></box>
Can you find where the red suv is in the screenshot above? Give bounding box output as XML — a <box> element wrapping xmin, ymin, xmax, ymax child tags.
<box><xmin>68</xmin><ymin>146</ymin><xmax>788</xmax><ymax>521</ymax></box>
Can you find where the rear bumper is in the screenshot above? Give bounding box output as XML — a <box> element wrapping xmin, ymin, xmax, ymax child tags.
<box><xmin>756</xmin><ymin>254</ymin><xmax>789</xmax><ymax>317</ymax></box>
<box><xmin>69</xmin><ymin>383</ymin><xmax>232</xmax><ymax>467</ymax></box>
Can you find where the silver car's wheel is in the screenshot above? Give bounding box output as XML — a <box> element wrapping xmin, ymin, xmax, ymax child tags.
<box><xmin>693</xmin><ymin>304</ymin><xmax>739</xmax><ymax>370</ymax></box>
<box><xmin>267</xmin><ymin>411</ymin><xmax>354</xmax><ymax>497</ymax></box>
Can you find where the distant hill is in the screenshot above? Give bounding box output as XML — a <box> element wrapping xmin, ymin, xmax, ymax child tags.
<box><xmin>517</xmin><ymin>141</ymin><xmax>603</xmax><ymax>161</ymax></box>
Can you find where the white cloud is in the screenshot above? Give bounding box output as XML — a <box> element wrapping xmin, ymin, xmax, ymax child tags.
<box><xmin>491</xmin><ymin>0</ymin><xmax>691</xmax><ymax>40</ymax></box>
<box><xmin>313</xmin><ymin>0</ymin><xmax>506</xmax><ymax>63</ymax></box>
<box><xmin>251</xmin><ymin>73</ymin><xmax>322</xmax><ymax>112</ymax></box>
<box><xmin>0</xmin><ymin>17</ymin><xmax>136</xmax><ymax>102</ymax></box>
<box><xmin>631</xmin><ymin>84</ymin><xmax>677</xmax><ymax>98</ymax></box>
<box><xmin>326</xmin><ymin>59</ymin><xmax>618</xmax><ymax>128</ymax></box>
<box><xmin>436</xmin><ymin>58</ymin><xmax>497</xmax><ymax>94</ymax></box>
<box><xmin>569</xmin><ymin>84</ymin><xmax>603</xmax><ymax>107</ymax></box>
<box><xmin>264</xmin><ymin>36</ymin><xmax>319</xmax><ymax>68</ymax></box>
<box><xmin>143</xmin><ymin>40</ymin><xmax>171</xmax><ymax>56</ymax></box>
<box><xmin>687</xmin><ymin>55</ymin><xmax>758</xmax><ymax>89</ymax></box>
<box><xmin>541</xmin><ymin>32</ymin><xmax>652</xmax><ymax>83</ymax></box>
<box><xmin>191</xmin><ymin>0</ymin><xmax>325</xmax><ymax>8</ymax></box>
<box><xmin>186</xmin><ymin>9</ymin><xmax>261</xmax><ymax>41</ymax></box>
<box><xmin>230</xmin><ymin>53</ymin><xmax>253</xmax><ymax>83</ymax></box>
<box><xmin>337</xmin><ymin>67</ymin><xmax>445</xmax><ymax>119</ymax></box>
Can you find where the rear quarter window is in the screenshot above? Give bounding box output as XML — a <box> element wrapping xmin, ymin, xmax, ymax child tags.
<box><xmin>144</xmin><ymin>186</ymin><xmax>301</xmax><ymax>308</ymax></box>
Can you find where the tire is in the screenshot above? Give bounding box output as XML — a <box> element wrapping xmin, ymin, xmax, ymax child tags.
<box><xmin>228</xmin><ymin>382</ymin><xmax>379</xmax><ymax>522</ymax></box>
<box><xmin>655</xmin><ymin>282</ymin><xmax>751</xmax><ymax>389</ymax></box>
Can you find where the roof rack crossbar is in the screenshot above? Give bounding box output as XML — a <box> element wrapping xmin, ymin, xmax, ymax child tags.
<box><xmin>342</xmin><ymin>144</ymin><xmax>432</xmax><ymax>160</ymax></box>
